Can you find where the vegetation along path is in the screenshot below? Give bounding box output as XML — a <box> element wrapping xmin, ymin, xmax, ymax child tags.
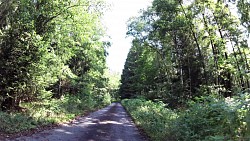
<box><xmin>9</xmin><ymin>103</ymin><xmax>147</xmax><ymax>141</ymax></box>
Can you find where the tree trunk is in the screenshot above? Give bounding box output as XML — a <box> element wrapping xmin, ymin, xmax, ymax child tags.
<box><xmin>212</xmin><ymin>12</ymin><xmax>233</xmax><ymax>97</ymax></box>
<box><xmin>178</xmin><ymin>1</ymin><xmax>207</xmax><ymax>85</ymax></box>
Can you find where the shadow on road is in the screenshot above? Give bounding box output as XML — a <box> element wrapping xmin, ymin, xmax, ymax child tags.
<box><xmin>11</xmin><ymin>103</ymin><xmax>147</xmax><ymax>141</ymax></box>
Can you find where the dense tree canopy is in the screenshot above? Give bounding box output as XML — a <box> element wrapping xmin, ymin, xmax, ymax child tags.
<box><xmin>0</xmin><ymin>0</ymin><xmax>110</xmax><ymax>111</ymax></box>
<box><xmin>120</xmin><ymin>0</ymin><xmax>250</xmax><ymax>108</ymax></box>
<box><xmin>0</xmin><ymin>0</ymin><xmax>250</xmax><ymax>140</ymax></box>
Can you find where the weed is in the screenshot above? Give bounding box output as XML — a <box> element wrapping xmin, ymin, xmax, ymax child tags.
<box><xmin>0</xmin><ymin>95</ymin><xmax>109</xmax><ymax>134</ymax></box>
<box><xmin>122</xmin><ymin>94</ymin><xmax>250</xmax><ymax>141</ymax></box>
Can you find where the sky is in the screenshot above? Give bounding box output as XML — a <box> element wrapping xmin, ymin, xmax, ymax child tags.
<box><xmin>103</xmin><ymin>0</ymin><xmax>152</xmax><ymax>74</ymax></box>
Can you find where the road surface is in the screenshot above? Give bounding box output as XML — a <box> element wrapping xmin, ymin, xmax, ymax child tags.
<box><xmin>10</xmin><ymin>103</ymin><xmax>147</xmax><ymax>141</ymax></box>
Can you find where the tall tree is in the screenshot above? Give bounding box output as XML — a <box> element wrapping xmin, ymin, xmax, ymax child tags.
<box><xmin>0</xmin><ymin>0</ymin><xmax>109</xmax><ymax>111</ymax></box>
<box><xmin>121</xmin><ymin>0</ymin><xmax>250</xmax><ymax>108</ymax></box>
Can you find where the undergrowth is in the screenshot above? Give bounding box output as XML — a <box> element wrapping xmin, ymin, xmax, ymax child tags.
<box><xmin>0</xmin><ymin>95</ymin><xmax>110</xmax><ymax>134</ymax></box>
<box><xmin>122</xmin><ymin>94</ymin><xmax>250</xmax><ymax>141</ymax></box>
<box><xmin>122</xmin><ymin>98</ymin><xmax>177</xmax><ymax>141</ymax></box>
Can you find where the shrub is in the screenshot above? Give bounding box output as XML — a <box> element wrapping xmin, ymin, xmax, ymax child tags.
<box><xmin>122</xmin><ymin>98</ymin><xmax>177</xmax><ymax>141</ymax></box>
<box><xmin>0</xmin><ymin>112</ymin><xmax>37</xmax><ymax>133</ymax></box>
<box><xmin>0</xmin><ymin>95</ymin><xmax>109</xmax><ymax>134</ymax></box>
<box><xmin>122</xmin><ymin>94</ymin><xmax>250</xmax><ymax>141</ymax></box>
<box><xmin>170</xmin><ymin>94</ymin><xmax>250</xmax><ymax>141</ymax></box>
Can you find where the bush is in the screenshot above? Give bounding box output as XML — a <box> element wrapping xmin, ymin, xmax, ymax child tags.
<box><xmin>0</xmin><ymin>112</ymin><xmax>37</xmax><ymax>133</ymax></box>
<box><xmin>122</xmin><ymin>98</ymin><xmax>177</xmax><ymax>141</ymax></box>
<box><xmin>122</xmin><ymin>94</ymin><xmax>250</xmax><ymax>141</ymax></box>
<box><xmin>172</xmin><ymin>94</ymin><xmax>250</xmax><ymax>141</ymax></box>
<box><xmin>0</xmin><ymin>95</ymin><xmax>109</xmax><ymax>134</ymax></box>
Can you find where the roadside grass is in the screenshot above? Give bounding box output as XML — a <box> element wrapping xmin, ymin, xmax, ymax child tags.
<box><xmin>0</xmin><ymin>95</ymin><xmax>110</xmax><ymax>134</ymax></box>
<box><xmin>122</xmin><ymin>95</ymin><xmax>250</xmax><ymax>141</ymax></box>
<box><xmin>121</xmin><ymin>98</ymin><xmax>177</xmax><ymax>141</ymax></box>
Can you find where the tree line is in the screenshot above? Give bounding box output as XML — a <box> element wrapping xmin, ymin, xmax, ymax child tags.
<box><xmin>120</xmin><ymin>0</ymin><xmax>250</xmax><ymax>108</ymax></box>
<box><xmin>0</xmin><ymin>0</ymin><xmax>110</xmax><ymax>111</ymax></box>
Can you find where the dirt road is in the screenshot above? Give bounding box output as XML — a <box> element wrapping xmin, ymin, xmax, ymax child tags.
<box><xmin>10</xmin><ymin>103</ymin><xmax>147</xmax><ymax>141</ymax></box>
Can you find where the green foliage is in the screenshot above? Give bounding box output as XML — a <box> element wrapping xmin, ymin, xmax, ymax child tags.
<box><xmin>237</xmin><ymin>0</ymin><xmax>250</xmax><ymax>31</ymax></box>
<box><xmin>0</xmin><ymin>95</ymin><xmax>109</xmax><ymax>133</ymax></box>
<box><xmin>173</xmin><ymin>94</ymin><xmax>250</xmax><ymax>141</ymax></box>
<box><xmin>119</xmin><ymin>39</ymin><xmax>142</xmax><ymax>99</ymax></box>
<box><xmin>121</xmin><ymin>0</ymin><xmax>250</xmax><ymax>109</ymax></box>
<box><xmin>0</xmin><ymin>0</ymin><xmax>113</xmax><ymax>135</ymax></box>
<box><xmin>121</xmin><ymin>0</ymin><xmax>250</xmax><ymax>140</ymax></box>
<box><xmin>121</xmin><ymin>98</ymin><xmax>177</xmax><ymax>141</ymax></box>
<box><xmin>105</xmin><ymin>70</ymin><xmax>121</xmax><ymax>101</ymax></box>
<box><xmin>0</xmin><ymin>112</ymin><xmax>37</xmax><ymax>133</ymax></box>
<box><xmin>0</xmin><ymin>0</ymin><xmax>110</xmax><ymax>111</ymax></box>
<box><xmin>123</xmin><ymin>95</ymin><xmax>250</xmax><ymax>141</ymax></box>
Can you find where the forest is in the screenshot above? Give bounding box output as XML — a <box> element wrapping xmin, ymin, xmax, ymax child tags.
<box><xmin>0</xmin><ymin>0</ymin><xmax>249</xmax><ymax>140</ymax></box>
<box><xmin>120</xmin><ymin>0</ymin><xmax>250</xmax><ymax>140</ymax></box>
<box><xmin>0</xmin><ymin>0</ymin><xmax>121</xmax><ymax>134</ymax></box>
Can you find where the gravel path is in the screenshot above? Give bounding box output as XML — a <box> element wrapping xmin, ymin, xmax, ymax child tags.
<box><xmin>10</xmin><ymin>103</ymin><xmax>147</xmax><ymax>141</ymax></box>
